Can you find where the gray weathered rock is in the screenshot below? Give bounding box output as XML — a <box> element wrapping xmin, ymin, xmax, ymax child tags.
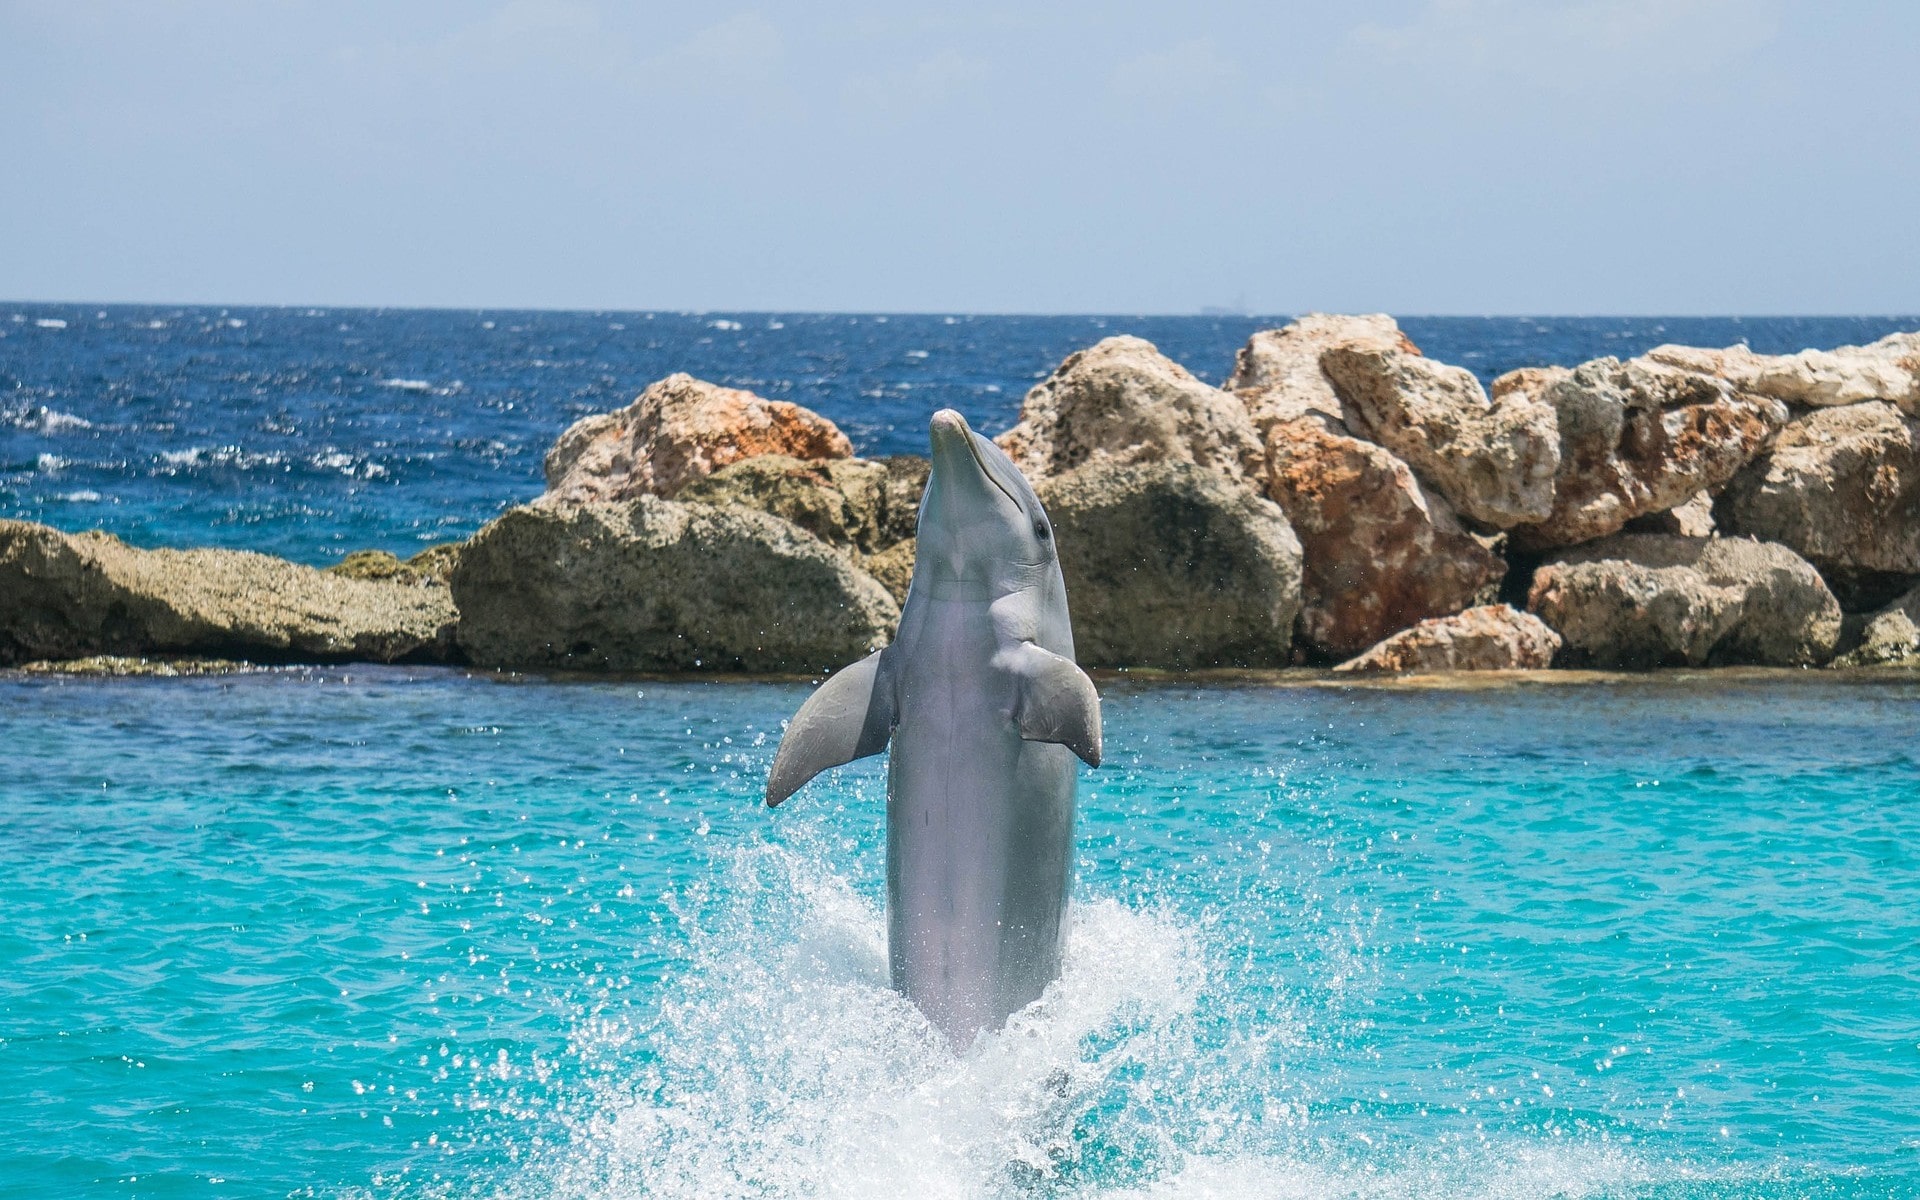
<box><xmin>1715</xmin><ymin>401</ymin><xmax>1920</xmax><ymax>579</ymax></box>
<box><xmin>1038</xmin><ymin>461</ymin><xmax>1302</xmax><ymax>668</ymax></box>
<box><xmin>449</xmin><ymin>497</ymin><xmax>898</xmax><ymax>673</ymax></box>
<box><xmin>543</xmin><ymin>373</ymin><xmax>853</xmax><ymax>504</ymax></box>
<box><xmin>1506</xmin><ymin>357</ymin><xmax>1789</xmax><ymax>551</ymax></box>
<box><xmin>677</xmin><ymin>453</ymin><xmax>928</xmax><ymax>605</ymax></box>
<box><xmin>997</xmin><ymin>336</ymin><xmax>1264</xmax><ymax>483</ymax></box>
<box><xmin>1835</xmin><ymin>583</ymin><xmax>1920</xmax><ymax>666</ymax></box>
<box><xmin>1226</xmin><ymin>313</ymin><xmax>1417</xmax><ymax>431</ymax></box>
<box><xmin>0</xmin><ymin>520</ymin><xmax>457</xmax><ymax>666</ymax></box>
<box><xmin>1323</xmin><ymin>345</ymin><xmax>1559</xmax><ymax>528</ymax></box>
<box><xmin>327</xmin><ymin>543</ymin><xmax>464</xmax><ymax>585</ymax></box>
<box><xmin>676</xmin><ymin>454</ymin><xmax>927</xmax><ymax>557</ymax></box>
<box><xmin>1334</xmin><ymin>604</ymin><xmax>1561</xmax><ymax>673</ymax></box>
<box><xmin>1528</xmin><ymin>533</ymin><xmax>1841</xmax><ymax>668</ymax></box>
<box><xmin>1648</xmin><ymin>332</ymin><xmax>1920</xmax><ymax>415</ymax></box>
<box><xmin>1264</xmin><ymin>414</ymin><xmax>1504</xmax><ymax>658</ymax></box>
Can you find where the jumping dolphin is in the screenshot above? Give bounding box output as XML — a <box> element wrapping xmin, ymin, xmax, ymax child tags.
<box><xmin>765</xmin><ymin>409</ymin><xmax>1102</xmax><ymax>1047</ymax></box>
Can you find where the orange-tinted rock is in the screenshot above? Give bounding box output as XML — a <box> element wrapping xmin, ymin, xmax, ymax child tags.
<box><xmin>1334</xmin><ymin>604</ymin><xmax>1561</xmax><ymax>673</ymax></box>
<box><xmin>1263</xmin><ymin>415</ymin><xmax>1503</xmax><ymax>658</ymax></box>
<box><xmin>543</xmin><ymin>373</ymin><xmax>853</xmax><ymax>504</ymax></box>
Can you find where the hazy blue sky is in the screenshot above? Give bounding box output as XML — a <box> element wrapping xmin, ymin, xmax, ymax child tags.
<box><xmin>3</xmin><ymin>1</ymin><xmax>1916</xmax><ymax>313</ymax></box>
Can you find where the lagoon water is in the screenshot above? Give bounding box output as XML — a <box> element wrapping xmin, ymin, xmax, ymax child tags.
<box><xmin>3</xmin><ymin>670</ymin><xmax>1916</xmax><ymax>1198</ymax></box>
<box><xmin>4</xmin><ymin>308</ymin><xmax>1920</xmax><ymax>1197</ymax></box>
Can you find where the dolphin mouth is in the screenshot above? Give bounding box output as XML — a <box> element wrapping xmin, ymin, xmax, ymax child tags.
<box><xmin>930</xmin><ymin>409</ymin><xmax>1021</xmax><ymax>512</ymax></box>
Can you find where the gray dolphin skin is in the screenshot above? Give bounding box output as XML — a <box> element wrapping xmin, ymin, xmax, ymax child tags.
<box><xmin>765</xmin><ymin>409</ymin><xmax>1102</xmax><ymax>1047</ymax></box>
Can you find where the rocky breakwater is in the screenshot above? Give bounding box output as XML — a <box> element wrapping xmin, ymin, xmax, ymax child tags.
<box><xmin>0</xmin><ymin>521</ymin><xmax>456</xmax><ymax>666</ymax></box>
<box><xmin>450</xmin><ymin>374</ymin><xmax>898</xmax><ymax>673</ymax></box>
<box><xmin>9</xmin><ymin>319</ymin><xmax>1919</xmax><ymax>678</ymax></box>
<box><xmin>1224</xmin><ymin>318</ymin><xmax>1919</xmax><ymax>672</ymax></box>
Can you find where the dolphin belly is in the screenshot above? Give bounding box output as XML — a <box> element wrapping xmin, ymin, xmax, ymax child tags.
<box><xmin>887</xmin><ymin>710</ymin><xmax>1076</xmax><ymax>1046</ymax></box>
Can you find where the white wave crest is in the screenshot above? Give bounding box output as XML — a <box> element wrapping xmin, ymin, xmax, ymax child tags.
<box><xmin>380</xmin><ymin>378</ymin><xmax>435</xmax><ymax>392</ymax></box>
<box><xmin>5</xmin><ymin>405</ymin><xmax>93</xmax><ymax>433</ymax></box>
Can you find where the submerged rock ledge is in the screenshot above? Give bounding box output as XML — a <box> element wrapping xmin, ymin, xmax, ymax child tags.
<box><xmin>6</xmin><ymin>320</ymin><xmax>1919</xmax><ymax>675</ymax></box>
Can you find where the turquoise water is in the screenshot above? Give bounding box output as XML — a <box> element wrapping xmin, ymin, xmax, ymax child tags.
<box><xmin>2</xmin><ymin>670</ymin><xmax>1917</xmax><ymax>1199</ymax></box>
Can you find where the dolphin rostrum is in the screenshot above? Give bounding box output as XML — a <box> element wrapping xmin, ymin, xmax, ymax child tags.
<box><xmin>765</xmin><ymin>409</ymin><xmax>1102</xmax><ymax>1047</ymax></box>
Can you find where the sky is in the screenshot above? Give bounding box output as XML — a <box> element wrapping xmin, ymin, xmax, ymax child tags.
<box><xmin>2</xmin><ymin>1</ymin><xmax>1916</xmax><ymax>314</ymax></box>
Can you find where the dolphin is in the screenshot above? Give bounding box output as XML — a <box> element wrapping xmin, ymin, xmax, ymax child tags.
<box><xmin>765</xmin><ymin>409</ymin><xmax>1102</xmax><ymax>1047</ymax></box>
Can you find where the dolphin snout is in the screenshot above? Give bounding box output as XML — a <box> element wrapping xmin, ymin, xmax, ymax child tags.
<box><xmin>930</xmin><ymin>409</ymin><xmax>971</xmax><ymax>441</ymax></box>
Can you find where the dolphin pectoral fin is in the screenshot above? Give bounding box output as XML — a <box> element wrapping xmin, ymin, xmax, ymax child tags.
<box><xmin>1011</xmin><ymin>644</ymin><xmax>1103</xmax><ymax>768</ymax></box>
<box><xmin>765</xmin><ymin>650</ymin><xmax>895</xmax><ymax>807</ymax></box>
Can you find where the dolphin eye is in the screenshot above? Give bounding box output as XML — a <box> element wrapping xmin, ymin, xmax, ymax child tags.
<box><xmin>1033</xmin><ymin>519</ymin><xmax>1051</xmax><ymax>540</ymax></box>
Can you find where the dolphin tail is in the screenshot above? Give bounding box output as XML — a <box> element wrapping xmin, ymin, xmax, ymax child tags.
<box><xmin>1010</xmin><ymin>643</ymin><xmax>1103</xmax><ymax>768</ymax></box>
<box><xmin>765</xmin><ymin>649</ymin><xmax>896</xmax><ymax>807</ymax></box>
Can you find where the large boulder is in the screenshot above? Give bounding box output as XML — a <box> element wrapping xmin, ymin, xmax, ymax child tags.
<box><xmin>1647</xmin><ymin>332</ymin><xmax>1920</xmax><ymax>415</ymax></box>
<box><xmin>449</xmin><ymin>497</ymin><xmax>898</xmax><ymax>673</ymax></box>
<box><xmin>1226</xmin><ymin>313</ymin><xmax>1418</xmax><ymax>431</ymax></box>
<box><xmin>1322</xmin><ymin>345</ymin><xmax>1559</xmax><ymax>528</ymax></box>
<box><xmin>676</xmin><ymin>454</ymin><xmax>927</xmax><ymax>602</ymax></box>
<box><xmin>1038</xmin><ymin>461</ymin><xmax>1302</xmax><ymax>669</ymax></box>
<box><xmin>0</xmin><ymin>520</ymin><xmax>456</xmax><ymax>666</ymax></box>
<box><xmin>1504</xmin><ymin>357</ymin><xmax>1789</xmax><ymax>551</ymax></box>
<box><xmin>997</xmin><ymin>336</ymin><xmax>1264</xmax><ymax>483</ymax></box>
<box><xmin>1264</xmin><ymin>415</ymin><xmax>1504</xmax><ymax>658</ymax></box>
<box><xmin>1835</xmin><ymin>583</ymin><xmax>1920</xmax><ymax>667</ymax></box>
<box><xmin>1715</xmin><ymin>402</ymin><xmax>1920</xmax><ymax>583</ymax></box>
<box><xmin>543</xmin><ymin>373</ymin><xmax>853</xmax><ymax>504</ymax></box>
<box><xmin>1528</xmin><ymin>533</ymin><xmax>1842</xmax><ymax>668</ymax></box>
<box><xmin>1334</xmin><ymin>604</ymin><xmax>1561</xmax><ymax>674</ymax></box>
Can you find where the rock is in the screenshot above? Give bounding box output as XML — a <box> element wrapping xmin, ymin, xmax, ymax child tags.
<box><xmin>405</xmin><ymin>543</ymin><xmax>464</xmax><ymax>583</ymax></box>
<box><xmin>1334</xmin><ymin>604</ymin><xmax>1561</xmax><ymax>673</ymax></box>
<box><xmin>1263</xmin><ymin>415</ymin><xmax>1504</xmax><ymax>658</ymax></box>
<box><xmin>1037</xmin><ymin>461</ymin><xmax>1302</xmax><ymax>669</ymax></box>
<box><xmin>858</xmin><ymin>539</ymin><xmax>917</xmax><ymax>606</ymax></box>
<box><xmin>1715</xmin><ymin>401</ymin><xmax>1920</xmax><ymax>580</ymax></box>
<box><xmin>1322</xmin><ymin>345</ymin><xmax>1559</xmax><ymax>528</ymax></box>
<box><xmin>18</xmin><ymin>655</ymin><xmax>262</xmax><ymax>677</ymax></box>
<box><xmin>1226</xmin><ymin>313</ymin><xmax>1418</xmax><ymax>431</ymax></box>
<box><xmin>1647</xmin><ymin>331</ymin><xmax>1920</xmax><ymax>415</ymax></box>
<box><xmin>0</xmin><ymin>520</ymin><xmax>458</xmax><ymax>666</ymax></box>
<box><xmin>996</xmin><ymin>336</ymin><xmax>1264</xmax><ymax>483</ymax></box>
<box><xmin>1506</xmin><ymin>357</ymin><xmax>1789</xmax><ymax>551</ymax></box>
<box><xmin>675</xmin><ymin>454</ymin><xmax>927</xmax><ymax>556</ymax></box>
<box><xmin>543</xmin><ymin>373</ymin><xmax>853</xmax><ymax>504</ymax></box>
<box><xmin>449</xmin><ymin>497</ymin><xmax>898</xmax><ymax>673</ymax></box>
<box><xmin>1835</xmin><ymin>583</ymin><xmax>1920</xmax><ymax>666</ymax></box>
<box><xmin>327</xmin><ymin>544</ymin><xmax>463</xmax><ymax>585</ymax></box>
<box><xmin>1527</xmin><ymin>533</ymin><xmax>1841</xmax><ymax>668</ymax></box>
<box><xmin>676</xmin><ymin>454</ymin><xmax>929</xmax><ymax>606</ymax></box>
<box><xmin>1623</xmin><ymin>492</ymin><xmax>1716</xmax><ymax>538</ymax></box>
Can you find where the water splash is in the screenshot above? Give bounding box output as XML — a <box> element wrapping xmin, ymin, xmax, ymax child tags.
<box><xmin>483</xmin><ymin>826</ymin><xmax>1299</xmax><ymax>1199</ymax></box>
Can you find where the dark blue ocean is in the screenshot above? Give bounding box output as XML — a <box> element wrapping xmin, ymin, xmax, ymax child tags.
<box><xmin>5</xmin><ymin>306</ymin><xmax>1917</xmax><ymax>562</ymax></box>
<box><xmin>4</xmin><ymin>309</ymin><xmax>1919</xmax><ymax>1199</ymax></box>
